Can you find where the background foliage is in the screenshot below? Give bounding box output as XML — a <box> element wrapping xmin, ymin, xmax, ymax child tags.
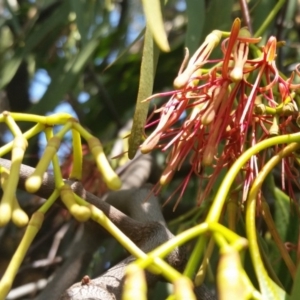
<box><xmin>0</xmin><ymin>0</ymin><xmax>300</xmax><ymax>299</ymax></box>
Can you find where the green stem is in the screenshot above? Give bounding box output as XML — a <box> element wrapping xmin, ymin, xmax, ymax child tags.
<box><xmin>0</xmin><ymin>123</ymin><xmax>44</xmax><ymax>157</ymax></box>
<box><xmin>44</xmin><ymin>128</ymin><xmax>63</xmax><ymax>188</ymax></box>
<box><xmin>38</xmin><ymin>189</ymin><xmax>60</xmax><ymax>214</ymax></box>
<box><xmin>168</xmin><ymin>207</ymin><xmax>198</xmax><ymax>226</ymax></box>
<box><xmin>70</xmin><ymin>128</ymin><xmax>83</xmax><ymax>180</ymax></box>
<box><xmin>87</xmin><ymin>203</ymin><xmax>180</xmax><ymax>280</ymax></box>
<box><xmin>194</xmin><ymin>237</ymin><xmax>215</xmax><ymax>286</ymax></box>
<box><xmin>135</xmin><ymin>222</ymin><xmax>243</xmax><ymax>272</ymax></box>
<box><xmin>0</xmin><ymin>211</ymin><xmax>44</xmax><ymax>300</ymax></box>
<box><xmin>135</xmin><ymin>223</ymin><xmax>208</xmax><ymax>270</ymax></box>
<box><xmin>206</xmin><ymin>132</ymin><xmax>300</xmax><ymax>224</ymax></box>
<box><xmin>4</xmin><ymin>113</ymin><xmax>23</xmax><ymax>136</ymax></box>
<box><xmin>246</xmin><ymin>142</ymin><xmax>299</xmax><ymax>298</ymax></box>
<box><xmin>183</xmin><ymin>235</ymin><xmax>206</xmax><ymax>278</ymax></box>
<box><xmin>254</xmin><ymin>0</ymin><xmax>287</xmax><ymax>38</ymax></box>
<box><xmin>0</xmin><ymin>112</ymin><xmax>72</xmax><ymax>125</ymax></box>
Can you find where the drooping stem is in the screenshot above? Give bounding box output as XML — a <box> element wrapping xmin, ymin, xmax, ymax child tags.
<box><xmin>245</xmin><ymin>142</ymin><xmax>299</xmax><ymax>298</ymax></box>
<box><xmin>206</xmin><ymin>132</ymin><xmax>300</xmax><ymax>224</ymax></box>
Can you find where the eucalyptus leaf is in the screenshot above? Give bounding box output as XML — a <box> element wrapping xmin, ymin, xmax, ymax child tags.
<box><xmin>128</xmin><ymin>27</ymin><xmax>159</xmax><ymax>159</ymax></box>
<box><xmin>141</xmin><ymin>0</ymin><xmax>170</xmax><ymax>52</ymax></box>
<box><xmin>70</xmin><ymin>0</ymin><xmax>87</xmax><ymax>44</ymax></box>
<box><xmin>201</xmin><ymin>0</ymin><xmax>233</xmax><ymax>59</ymax></box>
<box><xmin>185</xmin><ymin>0</ymin><xmax>205</xmax><ymax>55</ymax></box>
<box><xmin>273</xmin><ymin>187</ymin><xmax>299</xmax><ymax>290</ymax></box>
<box><xmin>0</xmin><ymin>1</ymin><xmax>70</xmax><ymax>89</ymax></box>
<box><xmin>290</xmin><ymin>264</ymin><xmax>300</xmax><ymax>300</ymax></box>
<box><xmin>30</xmin><ymin>25</ymin><xmax>104</xmax><ymax>115</ymax></box>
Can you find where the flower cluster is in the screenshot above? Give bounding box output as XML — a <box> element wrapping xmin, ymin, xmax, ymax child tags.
<box><xmin>61</xmin><ymin>144</ymin><xmax>108</xmax><ymax>197</ymax></box>
<box><xmin>141</xmin><ymin>18</ymin><xmax>300</xmax><ymax>207</ymax></box>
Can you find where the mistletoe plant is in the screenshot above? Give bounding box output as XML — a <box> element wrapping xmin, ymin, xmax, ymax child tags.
<box><xmin>127</xmin><ymin>17</ymin><xmax>300</xmax><ymax>300</ymax></box>
<box><xmin>0</xmin><ymin>112</ymin><xmax>127</xmax><ymax>298</ymax></box>
<box><xmin>0</xmin><ymin>7</ymin><xmax>300</xmax><ymax>300</ymax></box>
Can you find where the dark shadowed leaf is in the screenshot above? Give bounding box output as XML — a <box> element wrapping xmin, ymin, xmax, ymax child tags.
<box><xmin>0</xmin><ymin>1</ymin><xmax>70</xmax><ymax>89</ymax></box>
<box><xmin>291</xmin><ymin>264</ymin><xmax>300</xmax><ymax>300</ymax></box>
<box><xmin>185</xmin><ymin>0</ymin><xmax>205</xmax><ymax>55</ymax></box>
<box><xmin>30</xmin><ymin>26</ymin><xmax>104</xmax><ymax>115</ymax></box>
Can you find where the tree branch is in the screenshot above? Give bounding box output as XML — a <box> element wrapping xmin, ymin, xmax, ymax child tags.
<box><xmin>0</xmin><ymin>157</ymin><xmax>216</xmax><ymax>300</ymax></box>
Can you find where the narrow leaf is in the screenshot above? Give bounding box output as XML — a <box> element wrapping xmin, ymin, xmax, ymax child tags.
<box><xmin>0</xmin><ymin>1</ymin><xmax>70</xmax><ymax>89</ymax></box>
<box><xmin>103</xmin><ymin>28</ymin><xmax>146</xmax><ymax>72</ymax></box>
<box><xmin>70</xmin><ymin>0</ymin><xmax>87</xmax><ymax>44</ymax></box>
<box><xmin>141</xmin><ymin>0</ymin><xmax>170</xmax><ymax>52</ymax></box>
<box><xmin>30</xmin><ymin>26</ymin><xmax>103</xmax><ymax>115</ymax></box>
<box><xmin>185</xmin><ymin>0</ymin><xmax>205</xmax><ymax>55</ymax></box>
<box><xmin>291</xmin><ymin>264</ymin><xmax>300</xmax><ymax>300</ymax></box>
<box><xmin>202</xmin><ymin>0</ymin><xmax>233</xmax><ymax>40</ymax></box>
<box><xmin>128</xmin><ymin>27</ymin><xmax>159</xmax><ymax>159</ymax></box>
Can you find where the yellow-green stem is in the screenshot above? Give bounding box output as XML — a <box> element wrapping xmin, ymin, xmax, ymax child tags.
<box><xmin>0</xmin><ymin>211</ymin><xmax>44</xmax><ymax>300</ymax></box>
<box><xmin>0</xmin><ymin>135</ymin><xmax>28</xmax><ymax>226</ymax></box>
<box><xmin>0</xmin><ymin>123</ymin><xmax>44</xmax><ymax>157</ymax></box>
<box><xmin>135</xmin><ymin>221</ymin><xmax>244</xmax><ymax>275</ymax></box>
<box><xmin>72</xmin><ymin>122</ymin><xmax>93</xmax><ymax>140</ymax></box>
<box><xmin>88</xmin><ymin>203</ymin><xmax>180</xmax><ymax>280</ymax></box>
<box><xmin>0</xmin><ymin>112</ymin><xmax>72</xmax><ymax>125</ymax></box>
<box><xmin>194</xmin><ymin>238</ymin><xmax>215</xmax><ymax>286</ymax></box>
<box><xmin>123</xmin><ymin>264</ymin><xmax>147</xmax><ymax>300</ymax></box>
<box><xmin>25</xmin><ymin>132</ymin><xmax>62</xmax><ymax>193</ymax></box>
<box><xmin>70</xmin><ymin>128</ymin><xmax>82</xmax><ymax>180</ymax></box>
<box><xmin>44</xmin><ymin>128</ymin><xmax>64</xmax><ymax>187</ymax></box>
<box><xmin>168</xmin><ymin>207</ymin><xmax>198</xmax><ymax>226</ymax></box>
<box><xmin>38</xmin><ymin>190</ymin><xmax>60</xmax><ymax>214</ymax></box>
<box><xmin>183</xmin><ymin>235</ymin><xmax>206</xmax><ymax>279</ymax></box>
<box><xmin>3</xmin><ymin>113</ymin><xmax>23</xmax><ymax>136</ymax></box>
<box><xmin>245</xmin><ymin>142</ymin><xmax>299</xmax><ymax>298</ymax></box>
<box><xmin>227</xmin><ymin>193</ymin><xmax>239</xmax><ymax>231</ymax></box>
<box><xmin>206</xmin><ymin>132</ymin><xmax>300</xmax><ymax>224</ymax></box>
<box><xmin>55</xmin><ymin>121</ymin><xmax>73</xmax><ymax>139</ymax></box>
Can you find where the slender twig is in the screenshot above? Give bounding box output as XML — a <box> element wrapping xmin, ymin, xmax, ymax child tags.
<box><xmin>239</xmin><ymin>0</ymin><xmax>253</xmax><ymax>35</ymax></box>
<box><xmin>245</xmin><ymin>143</ymin><xmax>299</xmax><ymax>298</ymax></box>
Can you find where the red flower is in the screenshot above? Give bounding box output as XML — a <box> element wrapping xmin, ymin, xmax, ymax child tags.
<box><xmin>141</xmin><ymin>18</ymin><xmax>300</xmax><ymax>207</ymax></box>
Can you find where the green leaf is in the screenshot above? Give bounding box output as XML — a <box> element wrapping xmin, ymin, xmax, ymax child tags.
<box><xmin>141</xmin><ymin>0</ymin><xmax>170</xmax><ymax>52</ymax></box>
<box><xmin>103</xmin><ymin>28</ymin><xmax>145</xmax><ymax>72</ymax></box>
<box><xmin>291</xmin><ymin>264</ymin><xmax>300</xmax><ymax>300</ymax></box>
<box><xmin>128</xmin><ymin>27</ymin><xmax>159</xmax><ymax>159</ymax></box>
<box><xmin>202</xmin><ymin>0</ymin><xmax>233</xmax><ymax>34</ymax></box>
<box><xmin>5</xmin><ymin>0</ymin><xmax>21</xmax><ymax>36</ymax></box>
<box><xmin>70</xmin><ymin>0</ymin><xmax>87</xmax><ymax>44</ymax></box>
<box><xmin>201</xmin><ymin>0</ymin><xmax>233</xmax><ymax>59</ymax></box>
<box><xmin>70</xmin><ymin>0</ymin><xmax>99</xmax><ymax>45</ymax></box>
<box><xmin>185</xmin><ymin>0</ymin><xmax>205</xmax><ymax>55</ymax></box>
<box><xmin>30</xmin><ymin>25</ymin><xmax>103</xmax><ymax>115</ymax></box>
<box><xmin>0</xmin><ymin>1</ymin><xmax>70</xmax><ymax>89</ymax></box>
<box><xmin>273</xmin><ymin>187</ymin><xmax>299</xmax><ymax>289</ymax></box>
<box><xmin>0</xmin><ymin>51</ymin><xmax>23</xmax><ymax>90</ymax></box>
